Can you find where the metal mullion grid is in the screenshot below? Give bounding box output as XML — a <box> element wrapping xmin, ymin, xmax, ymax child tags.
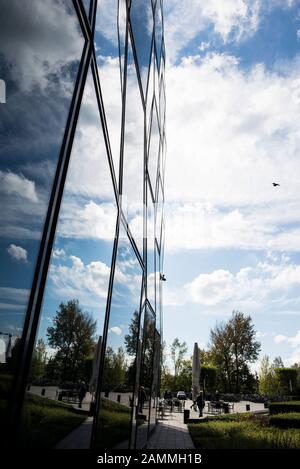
<box><xmin>90</xmin><ymin>209</ymin><xmax>122</xmax><ymax>449</ymax></box>
<box><xmin>153</xmin><ymin>0</ymin><xmax>162</xmax><ymax>72</ymax></box>
<box><xmin>118</xmin><ymin>0</ymin><xmax>125</xmax><ymax>94</ymax></box>
<box><xmin>128</xmin><ymin>3</ymin><xmax>154</xmax><ymax>109</ymax></box>
<box><xmin>90</xmin><ymin>213</ymin><xmax>145</xmax><ymax>449</ymax></box>
<box><xmin>120</xmin><ymin>211</ymin><xmax>145</xmax><ymax>270</ymax></box>
<box><xmin>144</xmin><ymin>303</ymin><xmax>156</xmax><ymax>436</ymax></box>
<box><xmin>91</xmin><ymin>50</ymin><xmax>119</xmax><ymax>202</ymax></box>
<box><xmin>128</xmin><ymin>20</ymin><xmax>147</xmax><ymax>111</ymax></box>
<box><xmin>145</xmin><ymin>35</ymin><xmax>155</xmax><ymax>108</ymax></box>
<box><xmin>148</xmin><ymin>97</ymin><xmax>161</xmax><ymax>203</ymax></box>
<box><xmin>130</xmin><ymin>277</ymin><xmax>146</xmax><ymax>449</ymax></box>
<box><xmin>146</xmin><ymin>174</ymin><xmax>155</xmax><ymax>305</ymax></box>
<box><xmin>7</xmin><ymin>0</ymin><xmax>95</xmax><ymax>440</ymax></box>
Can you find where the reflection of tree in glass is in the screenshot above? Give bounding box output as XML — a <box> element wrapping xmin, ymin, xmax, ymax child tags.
<box><xmin>103</xmin><ymin>346</ymin><xmax>127</xmax><ymax>390</ymax></box>
<box><xmin>30</xmin><ymin>338</ymin><xmax>47</xmax><ymax>381</ymax></box>
<box><xmin>124</xmin><ymin>310</ymin><xmax>139</xmax><ymax>356</ymax></box>
<box><xmin>141</xmin><ymin>314</ymin><xmax>155</xmax><ymax>391</ymax></box>
<box><xmin>46</xmin><ymin>299</ymin><xmax>96</xmax><ymax>383</ymax></box>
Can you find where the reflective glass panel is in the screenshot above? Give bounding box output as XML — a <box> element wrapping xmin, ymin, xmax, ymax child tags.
<box><xmin>19</xmin><ymin>70</ymin><xmax>117</xmax><ymax>448</ymax></box>
<box><xmin>156</xmin><ymin>251</ymin><xmax>162</xmax><ymax>336</ymax></box>
<box><xmin>156</xmin><ymin>177</ymin><xmax>163</xmax><ymax>247</ymax></box>
<box><xmin>96</xmin><ymin>223</ymin><xmax>143</xmax><ymax>449</ymax></box>
<box><xmin>95</xmin><ymin>0</ymin><xmax>126</xmax><ymax>185</ymax></box>
<box><xmin>147</xmin><ymin>184</ymin><xmax>155</xmax><ymax>310</ymax></box>
<box><xmin>122</xmin><ymin>38</ymin><xmax>144</xmax><ymax>256</ymax></box>
<box><xmin>82</xmin><ymin>0</ymin><xmax>91</xmax><ymax>18</ymax></box>
<box><xmin>130</xmin><ymin>0</ymin><xmax>153</xmax><ymax>95</ymax></box>
<box><xmin>154</xmin><ymin>0</ymin><xmax>162</xmax><ymax>69</ymax></box>
<box><xmin>0</xmin><ymin>0</ymin><xmax>83</xmax><ymax>425</ymax></box>
<box><xmin>135</xmin><ymin>306</ymin><xmax>155</xmax><ymax>447</ymax></box>
<box><xmin>130</xmin><ymin>302</ymin><xmax>145</xmax><ymax>448</ymax></box>
<box><xmin>148</xmin><ymin>100</ymin><xmax>160</xmax><ymax>196</ymax></box>
<box><xmin>149</xmin><ymin>329</ymin><xmax>160</xmax><ymax>432</ymax></box>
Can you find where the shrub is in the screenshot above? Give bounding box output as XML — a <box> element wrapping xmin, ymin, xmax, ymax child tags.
<box><xmin>269</xmin><ymin>401</ymin><xmax>300</xmax><ymax>414</ymax></box>
<box><xmin>188</xmin><ymin>416</ymin><xmax>300</xmax><ymax>449</ymax></box>
<box><xmin>270</xmin><ymin>412</ymin><xmax>300</xmax><ymax>429</ymax></box>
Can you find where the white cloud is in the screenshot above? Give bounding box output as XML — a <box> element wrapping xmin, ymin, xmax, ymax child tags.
<box><xmin>50</xmin><ymin>255</ymin><xmax>111</xmax><ymax>308</ymax></box>
<box><xmin>7</xmin><ymin>244</ymin><xmax>28</xmax><ymax>263</ymax></box>
<box><xmin>274</xmin><ymin>334</ymin><xmax>287</xmax><ymax>344</ymax></box>
<box><xmin>52</xmin><ymin>248</ymin><xmax>66</xmax><ymax>259</ymax></box>
<box><xmin>165</xmin><ymin>0</ymin><xmax>296</xmax><ymax>61</ymax></box>
<box><xmin>165</xmin><ymin>52</ymin><xmax>300</xmax><ymax>252</ymax></box>
<box><xmin>165</xmin><ymin>0</ymin><xmax>260</xmax><ymax>61</ymax></box>
<box><xmin>177</xmin><ymin>254</ymin><xmax>300</xmax><ymax>312</ymax></box>
<box><xmin>0</xmin><ymin>171</ymin><xmax>38</xmax><ymax>202</ymax></box>
<box><xmin>109</xmin><ymin>326</ymin><xmax>123</xmax><ymax>336</ymax></box>
<box><xmin>0</xmin><ymin>0</ymin><xmax>82</xmax><ymax>93</ymax></box>
<box><xmin>274</xmin><ymin>330</ymin><xmax>300</xmax><ymax>347</ymax></box>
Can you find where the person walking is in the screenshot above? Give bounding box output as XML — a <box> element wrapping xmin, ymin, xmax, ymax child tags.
<box><xmin>196</xmin><ymin>391</ymin><xmax>205</xmax><ymax>417</ymax></box>
<box><xmin>78</xmin><ymin>381</ymin><xmax>87</xmax><ymax>408</ymax></box>
<box><xmin>139</xmin><ymin>386</ymin><xmax>147</xmax><ymax>413</ymax></box>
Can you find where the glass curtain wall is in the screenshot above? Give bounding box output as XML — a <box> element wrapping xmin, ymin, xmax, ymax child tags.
<box><xmin>0</xmin><ymin>0</ymin><xmax>165</xmax><ymax>449</ymax></box>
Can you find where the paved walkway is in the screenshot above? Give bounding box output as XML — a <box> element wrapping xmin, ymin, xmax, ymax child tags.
<box><xmin>54</xmin><ymin>416</ymin><xmax>93</xmax><ymax>449</ymax></box>
<box><xmin>146</xmin><ymin>409</ymin><xmax>195</xmax><ymax>450</ymax></box>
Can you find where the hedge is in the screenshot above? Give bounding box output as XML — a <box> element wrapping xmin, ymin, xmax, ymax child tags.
<box><xmin>269</xmin><ymin>412</ymin><xmax>300</xmax><ymax>429</ymax></box>
<box><xmin>269</xmin><ymin>401</ymin><xmax>300</xmax><ymax>414</ymax></box>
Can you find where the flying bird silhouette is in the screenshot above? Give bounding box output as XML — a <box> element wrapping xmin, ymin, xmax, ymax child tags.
<box><xmin>272</xmin><ymin>183</ymin><xmax>280</xmax><ymax>187</ymax></box>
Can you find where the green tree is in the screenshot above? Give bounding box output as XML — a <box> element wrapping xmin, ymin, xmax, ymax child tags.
<box><xmin>46</xmin><ymin>299</ymin><xmax>96</xmax><ymax>382</ymax></box>
<box><xmin>200</xmin><ymin>365</ymin><xmax>217</xmax><ymax>394</ymax></box>
<box><xmin>176</xmin><ymin>359</ymin><xmax>192</xmax><ymax>391</ymax></box>
<box><xmin>124</xmin><ymin>310</ymin><xmax>139</xmax><ymax>356</ymax></box>
<box><xmin>209</xmin><ymin>311</ymin><xmax>261</xmax><ymax>393</ymax></box>
<box><xmin>170</xmin><ymin>338</ymin><xmax>188</xmax><ymax>378</ymax></box>
<box><xmin>259</xmin><ymin>355</ymin><xmax>278</xmax><ymax>396</ymax></box>
<box><xmin>275</xmin><ymin>367</ymin><xmax>298</xmax><ymax>395</ymax></box>
<box><xmin>30</xmin><ymin>338</ymin><xmax>47</xmax><ymax>381</ymax></box>
<box><xmin>273</xmin><ymin>356</ymin><xmax>284</xmax><ymax>368</ymax></box>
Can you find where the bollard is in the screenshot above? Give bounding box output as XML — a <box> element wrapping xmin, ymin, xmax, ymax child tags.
<box><xmin>41</xmin><ymin>388</ymin><xmax>46</xmax><ymax>396</ymax></box>
<box><xmin>246</xmin><ymin>404</ymin><xmax>250</xmax><ymax>411</ymax></box>
<box><xmin>184</xmin><ymin>409</ymin><xmax>190</xmax><ymax>424</ymax></box>
<box><xmin>117</xmin><ymin>394</ymin><xmax>121</xmax><ymax>403</ymax></box>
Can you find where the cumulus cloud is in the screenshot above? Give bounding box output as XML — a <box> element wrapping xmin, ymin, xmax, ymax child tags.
<box><xmin>164</xmin><ymin>51</ymin><xmax>300</xmax><ymax>251</ymax></box>
<box><xmin>50</xmin><ymin>255</ymin><xmax>111</xmax><ymax>306</ymax></box>
<box><xmin>7</xmin><ymin>244</ymin><xmax>28</xmax><ymax>263</ymax></box>
<box><xmin>109</xmin><ymin>326</ymin><xmax>122</xmax><ymax>336</ymax></box>
<box><xmin>165</xmin><ymin>0</ymin><xmax>260</xmax><ymax>61</ymax></box>
<box><xmin>0</xmin><ymin>0</ymin><xmax>83</xmax><ymax>93</ymax></box>
<box><xmin>165</xmin><ymin>0</ymin><xmax>296</xmax><ymax>61</ymax></box>
<box><xmin>0</xmin><ymin>171</ymin><xmax>38</xmax><ymax>202</ymax></box>
<box><xmin>274</xmin><ymin>330</ymin><xmax>300</xmax><ymax>347</ymax></box>
<box><xmin>163</xmin><ymin>253</ymin><xmax>300</xmax><ymax>312</ymax></box>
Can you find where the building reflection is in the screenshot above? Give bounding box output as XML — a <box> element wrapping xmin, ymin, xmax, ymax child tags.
<box><xmin>1</xmin><ymin>0</ymin><xmax>165</xmax><ymax>449</ymax></box>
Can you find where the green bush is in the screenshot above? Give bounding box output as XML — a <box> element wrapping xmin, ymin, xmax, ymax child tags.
<box><xmin>188</xmin><ymin>416</ymin><xmax>300</xmax><ymax>449</ymax></box>
<box><xmin>269</xmin><ymin>401</ymin><xmax>300</xmax><ymax>414</ymax></box>
<box><xmin>97</xmin><ymin>398</ymin><xmax>132</xmax><ymax>449</ymax></box>
<box><xmin>270</xmin><ymin>412</ymin><xmax>300</xmax><ymax>429</ymax></box>
<box><xmin>18</xmin><ymin>394</ymin><xmax>85</xmax><ymax>448</ymax></box>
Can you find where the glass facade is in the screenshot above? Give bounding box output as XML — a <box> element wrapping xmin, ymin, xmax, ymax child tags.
<box><xmin>0</xmin><ymin>0</ymin><xmax>165</xmax><ymax>449</ymax></box>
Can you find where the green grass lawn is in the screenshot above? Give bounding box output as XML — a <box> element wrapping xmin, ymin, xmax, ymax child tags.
<box><xmin>188</xmin><ymin>413</ymin><xmax>300</xmax><ymax>449</ymax></box>
<box><xmin>18</xmin><ymin>394</ymin><xmax>86</xmax><ymax>448</ymax></box>
<box><xmin>96</xmin><ymin>398</ymin><xmax>133</xmax><ymax>449</ymax></box>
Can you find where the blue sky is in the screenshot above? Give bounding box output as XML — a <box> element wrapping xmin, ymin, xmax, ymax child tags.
<box><xmin>163</xmin><ymin>0</ymin><xmax>300</xmax><ymax>370</ymax></box>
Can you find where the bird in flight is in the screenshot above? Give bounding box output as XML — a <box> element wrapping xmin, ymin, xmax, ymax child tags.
<box><xmin>272</xmin><ymin>183</ymin><xmax>280</xmax><ymax>187</ymax></box>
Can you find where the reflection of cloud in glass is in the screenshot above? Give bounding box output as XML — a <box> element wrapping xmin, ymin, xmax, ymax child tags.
<box><xmin>7</xmin><ymin>244</ymin><xmax>28</xmax><ymax>263</ymax></box>
<box><xmin>0</xmin><ymin>0</ymin><xmax>82</xmax><ymax>93</ymax></box>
